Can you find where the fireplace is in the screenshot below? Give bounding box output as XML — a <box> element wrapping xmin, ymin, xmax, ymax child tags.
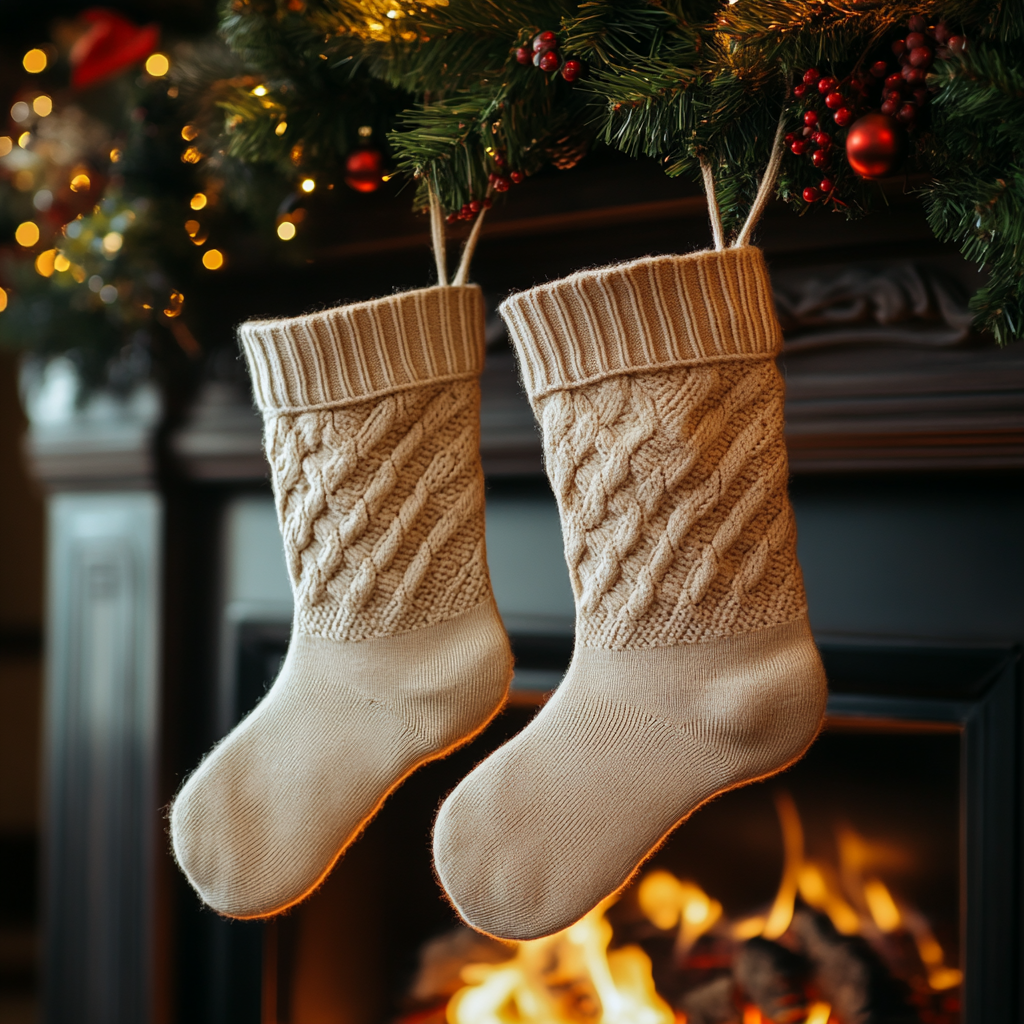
<box><xmin>185</xmin><ymin>471</ymin><xmax>1020</xmax><ymax>1024</ymax></box>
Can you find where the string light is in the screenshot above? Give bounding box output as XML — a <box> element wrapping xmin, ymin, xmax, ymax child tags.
<box><xmin>275</xmin><ymin>121</ymin><xmax>288</xmax><ymax>136</ymax></box>
<box><xmin>0</xmin><ymin>287</ymin><xmax>7</xmax><ymax>312</ymax></box>
<box><xmin>102</xmin><ymin>231</ymin><xmax>123</xmax><ymax>255</ymax></box>
<box><xmin>190</xmin><ymin>193</ymin><xmax>207</xmax><ymax>210</ymax></box>
<box><xmin>54</xmin><ymin>253</ymin><xmax>70</xmax><ymax>273</ymax></box>
<box><xmin>181</xmin><ymin>124</ymin><xmax>199</xmax><ymax>141</ymax></box>
<box><xmin>252</xmin><ymin>85</ymin><xmax>268</xmax><ymax>96</ymax></box>
<box><xmin>202</xmin><ymin>249</ymin><xmax>224</xmax><ymax>270</ymax></box>
<box><xmin>35</xmin><ymin>250</ymin><xmax>56</xmax><ymax>277</ymax></box>
<box><xmin>110</xmin><ymin>148</ymin><xmax>123</xmax><ymax>163</ymax></box>
<box><xmin>358</xmin><ymin>125</ymin><xmax>373</xmax><ymax>138</ymax></box>
<box><xmin>32</xmin><ymin>95</ymin><xmax>52</xmax><ymax>117</ymax></box>
<box><xmin>15</xmin><ymin>222</ymin><xmax>40</xmax><ymax>247</ymax></box>
<box><xmin>181</xmin><ymin>146</ymin><xmax>202</xmax><ymax>164</ymax></box>
<box><xmin>300</xmin><ymin>177</ymin><xmax>316</xmax><ymax>192</ymax></box>
<box><xmin>23</xmin><ymin>49</ymin><xmax>47</xmax><ymax>73</ymax></box>
<box><xmin>163</xmin><ymin>290</ymin><xmax>184</xmax><ymax>317</ymax></box>
<box><xmin>277</xmin><ymin>221</ymin><xmax>296</xmax><ymax>240</ymax></box>
<box><xmin>145</xmin><ymin>53</ymin><xmax>170</xmax><ymax>77</ymax></box>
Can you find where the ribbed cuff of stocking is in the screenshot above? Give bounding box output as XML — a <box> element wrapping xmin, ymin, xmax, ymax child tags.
<box><xmin>239</xmin><ymin>285</ymin><xmax>486</xmax><ymax>412</ymax></box>
<box><xmin>500</xmin><ymin>246</ymin><xmax>782</xmax><ymax>400</ymax></box>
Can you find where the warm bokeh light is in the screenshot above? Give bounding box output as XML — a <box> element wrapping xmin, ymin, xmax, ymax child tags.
<box><xmin>10</xmin><ymin>102</ymin><xmax>30</xmax><ymax>124</ymax></box>
<box><xmin>163</xmin><ymin>290</ymin><xmax>184</xmax><ymax>317</ymax></box>
<box><xmin>358</xmin><ymin>124</ymin><xmax>373</xmax><ymax>137</ymax></box>
<box><xmin>181</xmin><ymin>146</ymin><xmax>201</xmax><ymax>164</ymax></box>
<box><xmin>863</xmin><ymin>877</ymin><xmax>901</xmax><ymax>933</ymax></box>
<box><xmin>277</xmin><ymin>221</ymin><xmax>297</xmax><ymax>240</ymax></box>
<box><xmin>181</xmin><ymin>124</ymin><xmax>199</xmax><ymax>141</ymax></box>
<box><xmin>99</xmin><ymin>284</ymin><xmax>118</xmax><ymax>304</ymax></box>
<box><xmin>23</xmin><ymin>49</ymin><xmax>47</xmax><ymax>73</ymax></box>
<box><xmin>70</xmin><ymin>173</ymin><xmax>91</xmax><ymax>192</ymax></box>
<box><xmin>110</xmin><ymin>148</ymin><xmax>123</xmax><ymax>163</ymax></box>
<box><xmin>145</xmin><ymin>53</ymin><xmax>170</xmax><ymax>77</ymax></box>
<box><xmin>0</xmin><ymin>287</ymin><xmax>7</xmax><ymax>312</ymax></box>
<box><xmin>15</xmin><ymin>222</ymin><xmax>40</xmax><ymax>247</ymax></box>
<box><xmin>32</xmin><ymin>95</ymin><xmax>52</xmax><ymax>117</ymax></box>
<box><xmin>252</xmin><ymin>84</ymin><xmax>268</xmax><ymax>96</ymax></box>
<box><xmin>35</xmin><ymin>249</ymin><xmax>56</xmax><ymax>277</ymax></box>
<box><xmin>54</xmin><ymin>253</ymin><xmax>71</xmax><ymax>273</ymax></box>
<box><xmin>190</xmin><ymin>193</ymin><xmax>207</xmax><ymax>210</ymax></box>
<box><xmin>102</xmin><ymin>231</ymin><xmax>123</xmax><ymax>255</ymax></box>
<box><xmin>0</xmin><ymin>137</ymin><xmax>10</xmax><ymax>157</ymax></box>
<box><xmin>18</xmin><ymin>132</ymin><xmax>31</xmax><ymax>149</ymax></box>
<box><xmin>300</xmin><ymin>177</ymin><xmax>316</xmax><ymax>192</ymax></box>
<box><xmin>202</xmin><ymin>249</ymin><xmax>224</xmax><ymax>270</ymax></box>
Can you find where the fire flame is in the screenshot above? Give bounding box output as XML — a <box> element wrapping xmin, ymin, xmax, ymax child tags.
<box><xmin>447</xmin><ymin>897</ymin><xmax>673</xmax><ymax>1024</ymax></box>
<box><xmin>444</xmin><ymin>793</ymin><xmax>960</xmax><ymax>1024</ymax></box>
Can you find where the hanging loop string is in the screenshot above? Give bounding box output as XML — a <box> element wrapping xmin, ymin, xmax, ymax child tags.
<box><xmin>453</xmin><ymin>202</ymin><xmax>488</xmax><ymax>287</ymax></box>
<box><xmin>427</xmin><ymin>181</ymin><xmax>448</xmax><ymax>287</ymax></box>
<box><xmin>733</xmin><ymin>111</ymin><xmax>787</xmax><ymax>249</ymax></box>
<box><xmin>699</xmin><ymin>157</ymin><xmax>725</xmax><ymax>252</ymax></box>
<box><xmin>427</xmin><ymin>179</ymin><xmax>489</xmax><ymax>288</ymax></box>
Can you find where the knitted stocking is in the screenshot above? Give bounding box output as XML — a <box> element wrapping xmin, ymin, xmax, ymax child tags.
<box><xmin>171</xmin><ymin>285</ymin><xmax>512</xmax><ymax>918</ymax></box>
<box><xmin>433</xmin><ymin>246</ymin><xmax>827</xmax><ymax>940</ymax></box>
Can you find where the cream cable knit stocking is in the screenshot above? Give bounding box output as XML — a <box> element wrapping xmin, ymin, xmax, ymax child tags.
<box><xmin>171</xmin><ymin>285</ymin><xmax>512</xmax><ymax>918</ymax></box>
<box><xmin>433</xmin><ymin>246</ymin><xmax>827</xmax><ymax>940</ymax></box>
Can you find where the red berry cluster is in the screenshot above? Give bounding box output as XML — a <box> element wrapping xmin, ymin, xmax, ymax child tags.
<box><xmin>879</xmin><ymin>16</ymin><xmax>965</xmax><ymax>125</ymax></box>
<box><xmin>446</xmin><ymin>197</ymin><xmax>494</xmax><ymax>224</ymax></box>
<box><xmin>787</xmin><ymin>68</ymin><xmax>847</xmax><ymax>204</ymax></box>
<box><xmin>515</xmin><ymin>32</ymin><xmax>582</xmax><ymax>82</ymax></box>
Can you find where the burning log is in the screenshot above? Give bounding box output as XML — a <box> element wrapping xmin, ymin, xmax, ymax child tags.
<box><xmin>732</xmin><ymin>937</ymin><xmax>809</xmax><ymax>1024</ymax></box>
<box><xmin>790</xmin><ymin>910</ymin><xmax>921</xmax><ymax>1024</ymax></box>
<box><xmin>677</xmin><ymin>975</ymin><xmax>738</xmax><ymax>1024</ymax></box>
<box><xmin>408</xmin><ymin>927</ymin><xmax>514</xmax><ymax>1004</ymax></box>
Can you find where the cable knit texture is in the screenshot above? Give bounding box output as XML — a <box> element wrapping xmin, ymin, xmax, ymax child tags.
<box><xmin>171</xmin><ymin>285</ymin><xmax>512</xmax><ymax>919</ymax></box>
<box><xmin>433</xmin><ymin>248</ymin><xmax>827</xmax><ymax>941</ymax></box>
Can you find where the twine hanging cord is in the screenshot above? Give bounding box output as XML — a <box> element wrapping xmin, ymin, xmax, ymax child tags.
<box><xmin>700</xmin><ymin>111</ymin><xmax>787</xmax><ymax>250</ymax></box>
<box><xmin>427</xmin><ymin>180</ymin><xmax>488</xmax><ymax>288</ymax></box>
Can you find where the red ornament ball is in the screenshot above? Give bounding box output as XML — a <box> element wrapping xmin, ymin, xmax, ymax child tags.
<box><xmin>561</xmin><ymin>59</ymin><xmax>582</xmax><ymax>82</ymax></box>
<box><xmin>538</xmin><ymin>50</ymin><xmax>560</xmax><ymax>72</ymax></box>
<box><xmin>803</xmin><ymin>186</ymin><xmax>821</xmax><ymax>203</ymax></box>
<box><xmin>344</xmin><ymin>147</ymin><xmax>383</xmax><ymax>193</ymax></box>
<box><xmin>515</xmin><ymin>47</ymin><xmax>530</xmax><ymax>65</ymax></box>
<box><xmin>833</xmin><ymin>107</ymin><xmax>853</xmax><ymax>127</ymax></box>
<box><xmin>845</xmin><ymin>113</ymin><xmax>906</xmax><ymax>178</ymax></box>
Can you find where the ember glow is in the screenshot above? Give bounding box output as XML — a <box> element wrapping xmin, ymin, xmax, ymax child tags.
<box><xmin>433</xmin><ymin>794</ymin><xmax>961</xmax><ymax>1024</ymax></box>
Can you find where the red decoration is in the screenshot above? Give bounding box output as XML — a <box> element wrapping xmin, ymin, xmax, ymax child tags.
<box><xmin>562</xmin><ymin>59</ymin><xmax>582</xmax><ymax>82</ymax></box>
<box><xmin>492</xmin><ymin>176</ymin><xmax>510</xmax><ymax>192</ymax></box>
<box><xmin>870</xmin><ymin>60</ymin><xmax>888</xmax><ymax>78</ymax></box>
<box><xmin>790</xmin><ymin>139</ymin><xmax>808</xmax><ymax>155</ymax></box>
<box><xmin>817</xmin><ymin>76</ymin><xmax>837</xmax><ymax>94</ymax></box>
<box><xmin>812</xmin><ymin>149</ymin><xmax>831</xmax><ymax>169</ymax></box>
<box><xmin>820</xmin><ymin>177</ymin><xmax>835</xmax><ymax>193</ymax></box>
<box><xmin>803</xmin><ymin>68</ymin><xmax>820</xmax><ymax>84</ymax></box>
<box><xmin>538</xmin><ymin>51</ymin><xmax>560</xmax><ymax>72</ymax></box>
<box><xmin>803</xmin><ymin>186</ymin><xmax>821</xmax><ymax>203</ymax></box>
<box><xmin>509</xmin><ymin>170</ymin><xmax>524</xmax><ymax>184</ymax></box>
<box><xmin>803</xmin><ymin>110</ymin><xmax>819</xmax><ymax>126</ymax></box>
<box><xmin>793</xmin><ymin>83</ymin><xmax>808</xmax><ymax>98</ymax></box>
<box><xmin>845</xmin><ymin>113</ymin><xmax>905</xmax><ymax>178</ymax></box>
<box><xmin>515</xmin><ymin>47</ymin><xmax>530</xmax><ymax>65</ymax></box>
<box><xmin>833</xmin><ymin>107</ymin><xmax>853</xmax><ymax>127</ymax></box>
<box><xmin>69</xmin><ymin>8</ymin><xmax>160</xmax><ymax>88</ymax></box>
<box><xmin>533</xmin><ymin>31</ymin><xmax>557</xmax><ymax>53</ymax></box>
<box><xmin>344</xmin><ymin>147</ymin><xmax>383</xmax><ymax>193</ymax></box>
